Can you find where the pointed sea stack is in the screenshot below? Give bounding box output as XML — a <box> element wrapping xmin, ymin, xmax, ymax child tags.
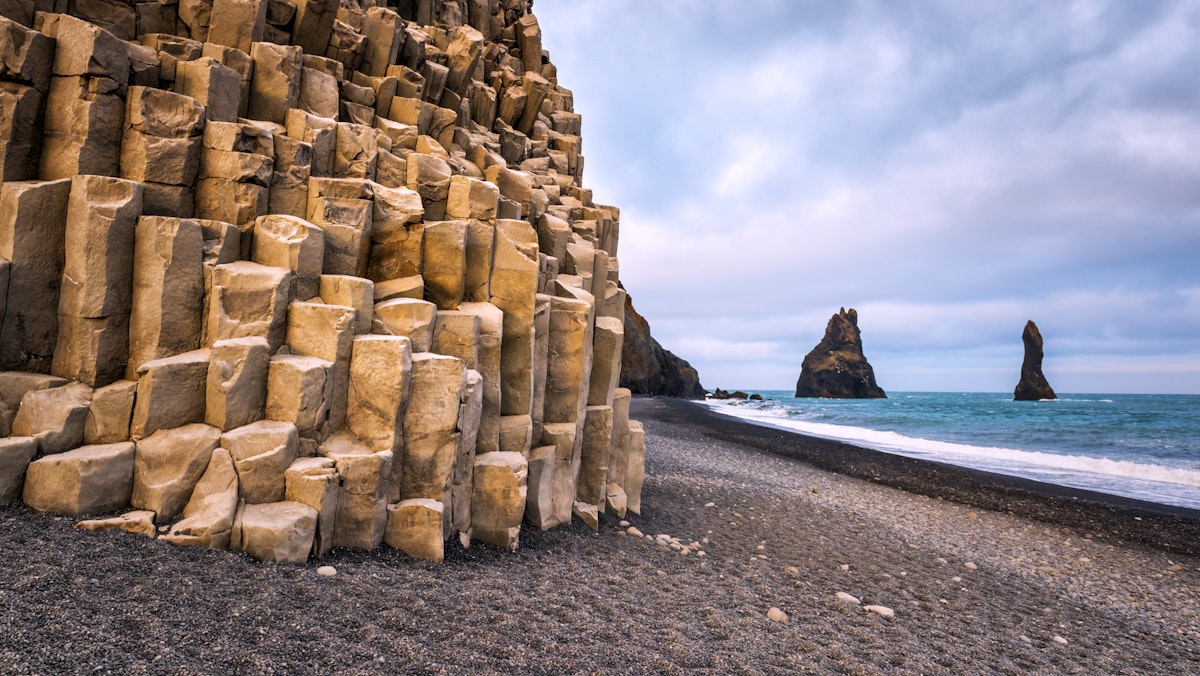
<box><xmin>795</xmin><ymin>309</ymin><xmax>886</xmax><ymax>399</ymax></box>
<box><xmin>1014</xmin><ymin>320</ymin><xmax>1057</xmax><ymax>401</ymax></box>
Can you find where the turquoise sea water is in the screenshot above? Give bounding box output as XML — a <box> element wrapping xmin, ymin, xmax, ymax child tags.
<box><xmin>700</xmin><ymin>391</ymin><xmax>1200</xmax><ymax>510</ymax></box>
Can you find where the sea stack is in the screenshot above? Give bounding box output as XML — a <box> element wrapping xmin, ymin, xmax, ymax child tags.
<box><xmin>1014</xmin><ymin>321</ymin><xmax>1057</xmax><ymax>401</ymax></box>
<box><xmin>795</xmin><ymin>309</ymin><xmax>886</xmax><ymax>399</ymax></box>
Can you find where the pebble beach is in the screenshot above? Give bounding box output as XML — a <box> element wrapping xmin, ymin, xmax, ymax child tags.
<box><xmin>3</xmin><ymin>396</ymin><xmax>1199</xmax><ymax>673</ymax></box>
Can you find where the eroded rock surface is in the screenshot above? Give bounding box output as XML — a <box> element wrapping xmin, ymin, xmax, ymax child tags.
<box><xmin>794</xmin><ymin>308</ymin><xmax>886</xmax><ymax>399</ymax></box>
<box><xmin>1013</xmin><ymin>320</ymin><xmax>1056</xmax><ymax>401</ymax></box>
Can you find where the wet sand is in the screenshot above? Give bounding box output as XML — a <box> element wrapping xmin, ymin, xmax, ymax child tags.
<box><xmin>2</xmin><ymin>395</ymin><xmax>1199</xmax><ymax>673</ymax></box>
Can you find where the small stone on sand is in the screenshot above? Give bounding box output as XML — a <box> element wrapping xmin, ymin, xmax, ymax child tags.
<box><xmin>786</xmin><ymin>566</ymin><xmax>799</xmax><ymax>576</ymax></box>
<box><xmin>864</xmin><ymin>605</ymin><xmax>894</xmax><ymax>618</ymax></box>
<box><xmin>619</xmin><ymin>520</ymin><xmax>630</xmax><ymax>528</ymax></box>
<box><xmin>767</xmin><ymin>607</ymin><xmax>788</xmax><ymax>622</ymax></box>
<box><xmin>704</xmin><ymin>502</ymin><xmax>715</xmax><ymax>507</ymax></box>
<box><xmin>839</xmin><ymin>564</ymin><xmax>850</xmax><ymax>572</ymax></box>
<box><xmin>964</xmin><ymin>562</ymin><xmax>978</xmax><ymax>570</ymax></box>
<box><xmin>317</xmin><ymin>566</ymin><xmax>337</xmax><ymax>577</ymax></box>
<box><xmin>1053</xmin><ymin>635</ymin><xmax>1068</xmax><ymax>645</ymax></box>
<box><xmin>968</xmin><ymin>512</ymin><xmax>978</xmax><ymax>520</ymax></box>
<box><xmin>836</xmin><ymin>592</ymin><xmax>861</xmax><ymax>605</ymax></box>
<box><xmin>627</xmin><ymin>526</ymin><xmax>643</xmax><ymax>538</ymax></box>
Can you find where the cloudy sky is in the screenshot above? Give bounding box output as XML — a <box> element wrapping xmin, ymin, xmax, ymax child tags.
<box><xmin>533</xmin><ymin>0</ymin><xmax>1200</xmax><ymax>394</ymax></box>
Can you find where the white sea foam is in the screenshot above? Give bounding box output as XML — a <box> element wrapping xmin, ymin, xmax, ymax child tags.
<box><xmin>699</xmin><ymin>399</ymin><xmax>1200</xmax><ymax>509</ymax></box>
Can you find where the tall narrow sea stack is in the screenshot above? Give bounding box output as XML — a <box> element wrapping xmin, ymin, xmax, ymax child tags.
<box><xmin>0</xmin><ymin>0</ymin><xmax>647</xmax><ymax>563</ymax></box>
<box><xmin>795</xmin><ymin>308</ymin><xmax>886</xmax><ymax>399</ymax></box>
<box><xmin>1013</xmin><ymin>320</ymin><xmax>1056</xmax><ymax>401</ymax></box>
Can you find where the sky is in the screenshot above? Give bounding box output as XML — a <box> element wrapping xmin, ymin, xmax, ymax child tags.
<box><xmin>532</xmin><ymin>0</ymin><xmax>1200</xmax><ymax>394</ymax></box>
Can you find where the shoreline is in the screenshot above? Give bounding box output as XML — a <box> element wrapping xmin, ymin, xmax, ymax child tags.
<box><xmin>642</xmin><ymin>396</ymin><xmax>1200</xmax><ymax>557</ymax></box>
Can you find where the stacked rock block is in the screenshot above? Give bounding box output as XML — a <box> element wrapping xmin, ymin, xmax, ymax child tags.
<box><xmin>0</xmin><ymin>0</ymin><xmax>645</xmax><ymax>564</ymax></box>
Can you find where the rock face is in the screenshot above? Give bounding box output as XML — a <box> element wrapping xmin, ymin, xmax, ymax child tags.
<box><xmin>620</xmin><ymin>293</ymin><xmax>705</xmax><ymax>399</ymax></box>
<box><xmin>795</xmin><ymin>308</ymin><xmax>886</xmax><ymax>399</ymax></box>
<box><xmin>0</xmin><ymin>1</ymin><xmax>647</xmax><ymax>563</ymax></box>
<box><xmin>1013</xmin><ymin>320</ymin><xmax>1056</xmax><ymax>401</ymax></box>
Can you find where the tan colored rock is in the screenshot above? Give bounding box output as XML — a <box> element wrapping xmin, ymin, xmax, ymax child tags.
<box><xmin>385</xmin><ymin>498</ymin><xmax>444</xmax><ymax>563</ymax></box>
<box><xmin>571</xmin><ymin>500</ymin><xmax>599</xmax><ymax>532</ymax></box>
<box><xmin>498</xmin><ymin>414</ymin><xmax>533</xmax><ymax>457</ymax></box>
<box><xmin>251</xmin><ymin>214</ymin><xmax>325</xmax><ymax>300</ymax></box>
<box><xmin>605</xmin><ymin>482</ymin><xmax>627</xmax><ymax>519</ymax></box>
<box><xmin>299</xmin><ymin>66</ymin><xmax>339</xmax><ymax>119</ymax></box>
<box><xmin>269</xmin><ymin>135</ymin><xmax>313</xmax><ymax>217</ymax></box>
<box><xmin>462</xmin><ymin>220</ymin><xmax>495</xmax><ymax>303</ymax></box>
<box><xmin>535</xmin><ymin>422</ymin><xmax>578</xmax><ymax>529</ymax></box>
<box><xmin>373</xmin><ymin>275</ymin><xmax>425</xmax><ymax>302</ymax></box>
<box><xmin>0</xmin><ymin>373</ymin><xmax>67</xmax><ymax>438</ymax></box>
<box><xmin>127</xmin><ymin>216</ymin><xmax>205</xmax><ymax>377</ymax></box>
<box><xmin>306</xmin><ymin>186</ymin><xmax>373</xmax><ymax>278</ymax></box>
<box><xmin>530</xmin><ymin>294</ymin><xmax>551</xmax><ymax>427</ymax></box>
<box><xmin>457</xmin><ymin>302</ymin><xmax>503</xmax><ymax>455</ymax></box>
<box><xmin>444</xmin><ymin>24</ymin><xmax>483</xmax><ymax>96</ymax></box>
<box><xmin>236</xmin><ymin>500</ymin><xmax>317</xmax><ymax>563</ymax></box>
<box><xmin>607</xmin><ymin>388</ymin><xmax>632</xmax><ymax>488</ymax></box>
<box><xmin>292</xmin><ymin>0</ymin><xmax>339</xmax><ymax>58</ymax></box>
<box><xmin>161</xmin><ymin>448</ymin><xmax>240</xmax><ymax>549</ymax></box>
<box><xmin>471</xmin><ymin>451</ymin><xmax>527</xmax><ymax>550</ymax></box>
<box><xmin>40</xmin><ymin>75</ymin><xmax>124</xmax><ymax>179</ymax></box>
<box><xmin>360</xmin><ymin>6</ymin><xmax>405</xmax><ymax>77</ymax></box>
<box><xmin>0</xmin><ymin>15</ymin><xmax>53</xmax><ymax>92</ymax></box>
<box><xmin>284</xmin><ymin>109</ymin><xmax>336</xmax><ymax>178</ymax></box>
<box><xmin>432</xmin><ymin>311</ymin><xmax>480</xmax><ymax>369</ymax></box>
<box><xmin>284</xmin><ymin>456</ymin><xmax>339</xmax><ymax>557</ymax></box>
<box><xmin>285</xmin><ymin>301</ymin><xmax>354</xmax><ymax>436</ymax></box>
<box><xmin>51</xmin><ymin>14</ymin><xmax>129</xmax><ymax>85</ymax></box>
<box><xmin>0</xmin><ymin>436</ymin><xmax>37</xmax><ymax>506</ymax></box>
<box><xmin>319</xmin><ymin>275</ymin><xmax>374</xmax><ymax>334</ymax></box>
<box><xmin>131</xmin><ymin>423</ymin><xmax>222</xmax><ymax>522</ymax></box>
<box><xmin>203</xmin><ymin>119</ymin><xmax>274</xmax><ymax>156</ymax></box>
<box><xmin>406</xmin><ymin>153</ymin><xmax>452</xmax><ymax>220</ymax></box>
<box><xmin>51</xmin><ymin>314</ymin><xmax>131</xmax><ymax>390</ymax></box>
<box><xmin>75</xmin><ymin>510</ymin><xmax>157</xmax><ymax>538</ymax></box>
<box><xmin>320</xmin><ymin>430</ymin><xmax>391</xmax><ymax>549</ymax></box>
<box><xmin>206</xmin><ymin>337</ymin><xmax>271</xmax><ymax>432</ymax></box>
<box><xmin>347</xmin><ymin>335</ymin><xmax>412</xmax><ymax>453</ymax></box>
<box><xmin>130</xmin><ymin>350</ymin><xmax>209</xmax><ymax>439</ymax></box>
<box><xmin>372</xmin><ymin>298</ymin><xmax>436</xmax><ymax>353</ymax></box>
<box><xmin>491</xmin><ymin>220</ymin><xmax>540</xmax><ymax>417</ymax></box>
<box><xmin>400</xmin><ymin>353</ymin><xmax>465</xmax><ymax>503</ymax></box>
<box><xmin>194</xmin><ymin>179</ymin><xmax>268</xmax><ymax>239</ymax></box>
<box><xmin>419</xmin><ymin>220</ymin><xmax>467</xmax><ymax>310</ymax></box>
<box><xmin>334</xmin><ymin>122</ymin><xmax>378</xmax><ymax>180</ymax></box>
<box><xmin>120</xmin><ymin>86</ymin><xmax>205</xmax><ymax>185</ymax></box>
<box><xmin>0</xmin><ymin>179</ymin><xmax>70</xmax><ymax>372</ymax></box>
<box><xmin>524</xmin><ymin>444</ymin><xmax>555</xmax><ymax>530</ymax></box>
<box><xmin>588</xmin><ymin>316</ymin><xmax>624</xmax><ymax>407</ymax></box>
<box><xmin>209</xmin><ymin>0</ymin><xmax>267</xmax><ymax>53</ymax></box>
<box><xmin>577</xmin><ymin>405</ymin><xmax>612</xmax><ymax>513</ymax></box>
<box><xmin>544</xmin><ymin>295</ymin><xmax>593</xmax><ymax>425</ymax></box>
<box><xmin>205</xmin><ymin>261</ymin><xmax>293</xmax><ymax>351</ymax></box>
<box><xmin>446</xmin><ymin>176</ymin><xmax>499</xmax><ymax>221</ymax></box>
<box><xmin>175</xmin><ymin>56</ymin><xmax>242</xmax><ymax>122</ymax></box>
<box><xmin>23</xmin><ymin>442</ymin><xmax>135</xmax><ymax>515</ymax></box>
<box><xmin>248</xmin><ymin>41</ymin><xmax>301</xmax><ymax>124</ymax></box>
<box><xmin>200</xmin><ymin>148</ymin><xmax>274</xmax><ymax>186</ymax></box>
<box><xmin>484</xmin><ymin>166</ymin><xmax>531</xmax><ymax>217</ymax></box>
<box><xmin>222</xmin><ymin>420</ymin><xmax>299</xmax><ymax>504</ymax></box>
<box><xmin>0</xmin><ymin>81</ymin><xmax>43</xmax><ymax>182</ymax></box>
<box><xmin>449</xmin><ymin>369</ymin><xmax>484</xmax><ymax>536</ymax></box>
<box><xmin>625</xmin><ymin>420</ymin><xmax>646</xmax><ymax>515</ymax></box>
<box><xmin>57</xmin><ymin>173</ymin><xmax>142</xmax><ymax>318</ymax></box>
<box><xmin>12</xmin><ymin>381</ymin><xmax>92</xmax><ymax>454</ymax></box>
<box><xmin>266</xmin><ymin>354</ymin><xmax>332</xmax><ymax>433</ymax></box>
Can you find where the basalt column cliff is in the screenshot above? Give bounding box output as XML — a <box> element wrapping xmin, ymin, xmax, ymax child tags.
<box><xmin>0</xmin><ymin>0</ymin><xmax>646</xmax><ymax>563</ymax></box>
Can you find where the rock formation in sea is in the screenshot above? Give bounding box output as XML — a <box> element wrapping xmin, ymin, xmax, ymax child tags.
<box><xmin>619</xmin><ymin>293</ymin><xmax>706</xmax><ymax>399</ymax></box>
<box><xmin>1013</xmin><ymin>320</ymin><xmax>1056</xmax><ymax>401</ymax></box>
<box><xmin>794</xmin><ymin>308</ymin><xmax>886</xmax><ymax>399</ymax></box>
<box><xmin>0</xmin><ymin>0</ymin><xmax>647</xmax><ymax>562</ymax></box>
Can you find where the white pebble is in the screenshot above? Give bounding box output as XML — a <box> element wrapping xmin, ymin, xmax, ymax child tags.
<box><xmin>952</xmin><ymin>576</ymin><xmax>962</xmax><ymax>583</ymax></box>
<box><xmin>316</xmin><ymin>566</ymin><xmax>337</xmax><ymax>577</ymax></box>
<box><xmin>1053</xmin><ymin>635</ymin><xmax>1068</xmax><ymax>645</ymax></box>
<box><xmin>836</xmin><ymin>592</ymin><xmax>861</xmax><ymax>605</ymax></box>
<box><xmin>627</xmin><ymin>526</ymin><xmax>644</xmax><ymax>538</ymax></box>
<box><xmin>619</xmin><ymin>520</ymin><xmax>630</xmax><ymax>528</ymax></box>
<box><xmin>839</xmin><ymin>564</ymin><xmax>850</xmax><ymax>572</ymax></box>
<box><xmin>963</xmin><ymin>562</ymin><xmax>978</xmax><ymax>570</ymax></box>
<box><xmin>864</xmin><ymin>605</ymin><xmax>894</xmax><ymax>618</ymax></box>
<box><xmin>704</xmin><ymin>502</ymin><xmax>716</xmax><ymax>508</ymax></box>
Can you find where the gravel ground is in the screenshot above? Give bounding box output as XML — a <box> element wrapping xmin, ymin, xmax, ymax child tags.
<box><xmin>3</xmin><ymin>396</ymin><xmax>1200</xmax><ymax>674</ymax></box>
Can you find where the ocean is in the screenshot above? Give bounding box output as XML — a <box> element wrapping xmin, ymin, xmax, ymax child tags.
<box><xmin>699</xmin><ymin>391</ymin><xmax>1200</xmax><ymax>510</ymax></box>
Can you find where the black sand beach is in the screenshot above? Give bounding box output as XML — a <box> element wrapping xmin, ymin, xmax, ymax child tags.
<box><xmin>3</xmin><ymin>396</ymin><xmax>1199</xmax><ymax>674</ymax></box>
